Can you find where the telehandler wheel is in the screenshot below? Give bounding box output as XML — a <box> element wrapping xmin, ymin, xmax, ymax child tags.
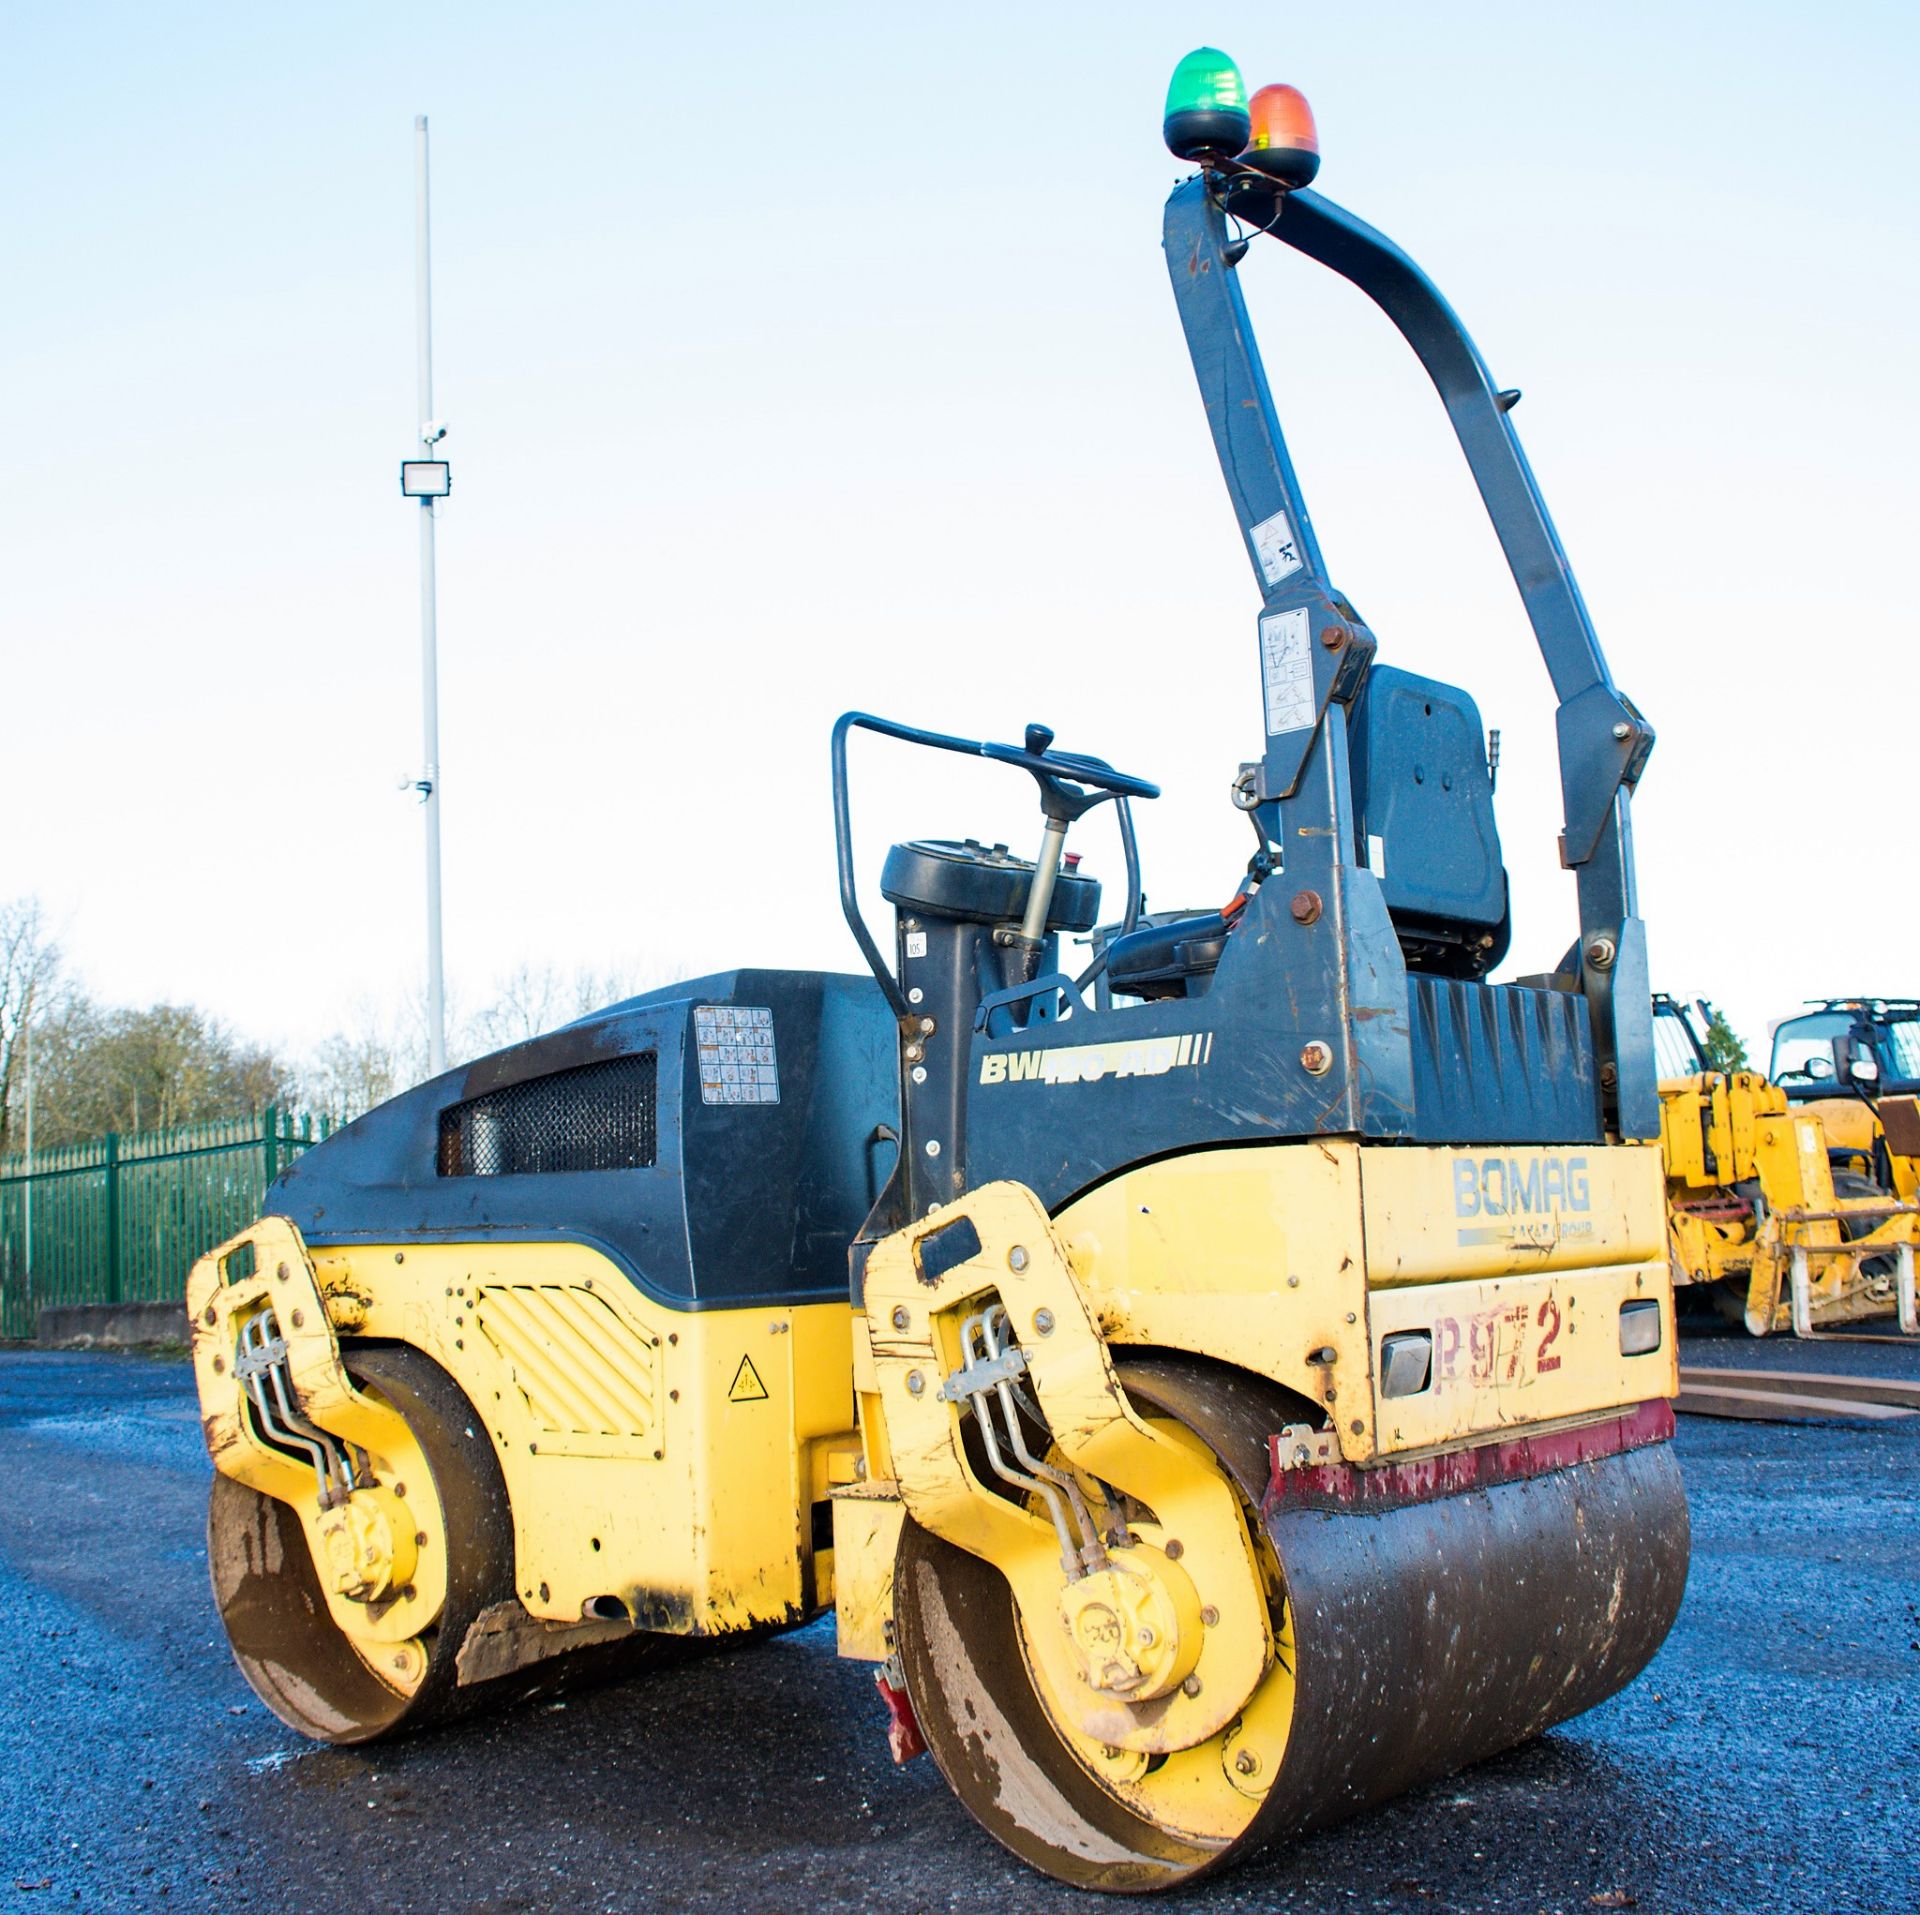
<box><xmin>894</xmin><ymin>1354</ymin><xmax>1690</xmax><ymax>1893</ymax></box>
<box><xmin>208</xmin><ymin>1341</ymin><xmax>514</xmax><ymax>1743</ymax></box>
<box><xmin>1832</xmin><ymin>1171</ymin><xmax>1900</xmax><ymax>1278</ymax></box>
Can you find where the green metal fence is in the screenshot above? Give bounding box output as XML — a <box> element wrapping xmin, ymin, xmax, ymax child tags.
<box><xmin>0</xmin><ymin>1109</ymin><xmax>332</xmax><ymax>1340</ymax></box>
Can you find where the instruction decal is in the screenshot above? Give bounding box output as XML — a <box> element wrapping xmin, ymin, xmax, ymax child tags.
<box><xmin>1259</xmin><ymin>609</ymin><xmax>1317</xmax><ymax>736</ymax></box>
<box><xmin>728</xmin><ymin>1355</ymin><xmax>769</xmax><ymax>1404</ymax></box>
<box><xmin>1250</xmin><ymin>508</ymin><xmax>1304</xmax><ymax>587</ymax></box>
<box><xmin>695</xmin><ymin>1003</ymin><xmax>779</xmax><ymax>1106</ymax></box>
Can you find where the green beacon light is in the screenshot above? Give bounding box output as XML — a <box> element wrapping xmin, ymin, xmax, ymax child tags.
<box><xmin>1162</xmin><ymin>47</ymin><xmax>1250</xmax><ymax>163</ymax></box>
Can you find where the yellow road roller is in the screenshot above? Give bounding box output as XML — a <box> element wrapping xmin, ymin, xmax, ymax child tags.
<box><xmin>186</xmin><ymin>51</ymin><xmax>1690</xmax><ymax>1892</ymax></box>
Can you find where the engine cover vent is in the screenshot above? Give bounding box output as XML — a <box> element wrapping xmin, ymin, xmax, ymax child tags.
<box><xmin>438</xmin><ymin>1052</ymin><xmax>657</xmax><ymax>1177</ymax></box>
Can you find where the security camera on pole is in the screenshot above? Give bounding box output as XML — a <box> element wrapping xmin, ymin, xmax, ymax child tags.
<box><xmin>399</xmin><ymin>114</ymin><xmax>450</xmax><ymax>1076</ymax></box>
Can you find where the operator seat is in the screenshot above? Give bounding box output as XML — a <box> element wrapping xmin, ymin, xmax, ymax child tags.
<box><xmin>1107</xmin><ymin>666</ymin><xmax>1509</xmax><ymax>1000</ymax></box>
<box><xmin>1104</xmin><ymin>911</ymin><xmax>1234</xmax><ymax>1002</ymax></box>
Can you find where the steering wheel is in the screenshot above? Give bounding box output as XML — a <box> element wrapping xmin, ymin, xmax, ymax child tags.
<box><xmin>829</xmin><ymin>708</ymin><xmax>1160</xmax><ymax>1021</ymax></box>
<box><xmin>980</xmin><ymin>723</ymin><xmax>1161</xmax><ymax>822</ymax></box>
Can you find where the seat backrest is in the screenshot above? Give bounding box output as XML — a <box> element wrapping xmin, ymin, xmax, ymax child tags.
<box><xmin>1348</xmin><ymin>666</ymin><xmax>1507</xmax><ymax>971</ymax></box>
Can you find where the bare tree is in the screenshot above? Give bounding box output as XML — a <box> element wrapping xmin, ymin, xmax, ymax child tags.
<box><xmin>21</xmin><ymin>997</ymin><xmax>297</xmax><ymax>1148</ymax></box>
<box><xmin>0</xmin><ymin>897</ymin><xmax>63</xmax><ymax>1160</ymax></box>
<box><xmin>303</xmin><ymin>1027</ymin><xmax>401</xmax><ymax>1126</ymax></box>
<box><xmin>568</xmin><ymin>960</ymin><xmax>674</xmax><ymax>1019</ymax></box>
<box><xmin>300</xmin><ymin>955</ymin><xmax>684</xmax><ymax>1129</ymax></box>
<box><xmin>468</xmin><ymin>961</ymin><xmax>571</xmax><ymax>1051</ymax></box>
<box><xmin>466</xmin><ymin>956</ymin><xmax>680</xmax><ymax>1055</ymax></box>
<box><xmin>300</xmin><ymin>979</ymin><xmax>471</xmax><ymax>1126</ymax></box>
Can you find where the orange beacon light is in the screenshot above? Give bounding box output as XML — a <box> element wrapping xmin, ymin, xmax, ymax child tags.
<box><xmin>1242</xmin><ymin>84</ymin><xmax>1320</xmax><ymax>189</ymax></box>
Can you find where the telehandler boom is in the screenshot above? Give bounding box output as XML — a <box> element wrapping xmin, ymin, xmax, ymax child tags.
<box><xmin>186</xmin><ymin>53</ymin><xmax>1689</xmax><ymax>1893</ymax></box>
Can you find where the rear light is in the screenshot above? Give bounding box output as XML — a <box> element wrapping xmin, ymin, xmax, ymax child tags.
<box><xmin>1619</xmin><ymin>1299</ymin><xmax>1663</xmax><ymax>1356</ymax></box>
<box><xmin>1379</xmin><ymin>1330</ymin><xmax>1433</xmax><ymax>1398</ymax></box>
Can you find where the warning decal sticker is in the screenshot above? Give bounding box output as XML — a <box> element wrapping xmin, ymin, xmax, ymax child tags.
<box><xmin>728</xmin><ymin>1355</ymin><xmax>769</xmax><ymax>1404</ymax></box>
<box><xmin>695</xmin><ymin>1004</ymin><xmax>779</xmax><ymax>1107</ymax></box>
<box><xmin>1250</xmin><ymin>508</ymin><xmax>1304</xmax><ymax>588</ymax></box>
<box><xmin>1259</xmin><ymin>609</ymin><xmax>1317</xmax><ymax>736</ymax></box>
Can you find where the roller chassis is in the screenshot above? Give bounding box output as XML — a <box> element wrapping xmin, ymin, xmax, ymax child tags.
<box><xmin>185</xmin><ymin>71</ymin><xmax>1691</xmax><ymax>1896</ymax></box>
<box><xmin>188</xmin><ymin>1143</ymin><xmax>1686</xmax><ymax>1884</ymax></box>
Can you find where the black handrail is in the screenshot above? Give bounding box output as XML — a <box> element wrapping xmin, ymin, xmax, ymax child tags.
<box><xmin>830</xmin><ymin>711</ymin><xmax>1155</xmax><ymax>1020</ymax></box>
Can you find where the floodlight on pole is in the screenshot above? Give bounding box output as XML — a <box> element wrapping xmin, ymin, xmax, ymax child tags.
<box><xmin>410</xmin><ymin>113</ymin><xmax>448</xmax><ymax>1076</ymax></box>
<box><xmin>400</xmin><ymin>460</ymin><xmax>451</xmax><ymax>498</ymax></box>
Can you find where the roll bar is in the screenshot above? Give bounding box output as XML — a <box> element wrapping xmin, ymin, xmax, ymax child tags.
<box><xmin>1163</xmin><ymin>164</ymin><xmax>1657</xmax><ymax>1137</ymax></box>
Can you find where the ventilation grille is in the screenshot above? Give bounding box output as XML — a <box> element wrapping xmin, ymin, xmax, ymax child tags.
<box><xmin>473</xmin><ymin>1283</ymin><xmax>659</xmax><ymax>1453</ymax></box>
<box><xmin>438</xmin><ymin>1052</ymin><xmax>657</xmax><ymax>1178</ymax></box>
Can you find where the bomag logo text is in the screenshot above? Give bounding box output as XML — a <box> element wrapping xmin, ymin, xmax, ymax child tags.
<box><xmin>1452</xmin><ymin>1155</ymin><xmax>1591</xmax><ymax>1218</ymax></box>
<box><xmin>1452</xmin><ymin>1153</ymin><xmax>1593</xmax><ymax>1247</ymax></box>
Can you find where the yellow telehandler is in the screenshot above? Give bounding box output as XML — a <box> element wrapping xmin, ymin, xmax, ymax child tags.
<box><xmin>1655</xmin><ymin>995</ymin><xmax>1918</xmax><ymax>1336</ymax></box>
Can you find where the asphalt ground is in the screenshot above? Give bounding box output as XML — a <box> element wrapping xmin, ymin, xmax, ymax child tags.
<box><xmin>2</xmin><ymin>1336</ymin><xmax>1914</xmax><ymax>1915</ymax></box>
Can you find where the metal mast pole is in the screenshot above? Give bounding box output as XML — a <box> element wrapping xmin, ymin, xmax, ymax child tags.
<box><xmin>21</xmin><ymin>1013</ymin><xmax>32</xmax><ymax>1305</ymax></box>
<box><xmin>414</xmin><ymin>113</ymin><xmax>447</xmax><ymax>1075</ymax></box>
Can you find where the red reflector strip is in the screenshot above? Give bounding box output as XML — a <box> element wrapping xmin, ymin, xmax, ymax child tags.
<box><xmin>875</xmin><ymin>1670</ymin><xmax>927</xmax><ymax>1764</ymax></box>
<box><xmin>1262</xmin><ymin>1397</ymin><xmax>1675</xmax><ymax>1517</ymax></box>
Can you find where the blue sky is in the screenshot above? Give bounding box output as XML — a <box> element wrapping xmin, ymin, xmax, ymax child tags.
<box><xmin>3</xmin><ymin>2</ymin><xmax>1916</xmax><ymax>1065</ymax></box>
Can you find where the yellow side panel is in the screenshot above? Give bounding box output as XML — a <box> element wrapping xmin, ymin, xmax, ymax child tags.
<box><xmin>1703</xmin><ymin>1079</ymin><xmax>1737</xmax><ymax>1184</ymax></box>
<box><xmin>1752</xmin><ymin>1114</ymin><xmax>1840</xmax><ymax>1214</ymax></box>
<box><xmin>1058</xmin><ymin>1142</ymin><xmax>1674</xmax><ymax>1466</ymax></box>
<box><xmin>791</xmin><ymin>1304</ymin><xmax>858</xmax><ymax>1442</ymax></box>
<box><xmin>302</xmin><ymin>1240</ymin><xmax>850</xmax><ymax>1634</ymax></box>
<box><xmin>1725</xmin><ymin>1073</ymin><xmax>1785</xmax><ymax>1172</ymax></box>
<box><xmin>1659</xmin><ymin>1084</ymin><xmax>1713</xmax><ymax>1187</ymax></box>
<box><xmin>468</xmin><ymin>1281</ymin><xmax>662</xmax><ymax>1459</ymax></box>
<box><xmin>1369</xmin><ymin>1264</ymin><xmax>1676</xmax><ymax>1453</ymax></box>
<box><xmin>1057</xmin><ymin>1143</ymin><xmax>1371</xmax><ymax>1420</ymax></box>
<box><xmin>1360</xmin><ymin>1143</ymin><xmax>1664</xmax><ymax>1285</ymax></box>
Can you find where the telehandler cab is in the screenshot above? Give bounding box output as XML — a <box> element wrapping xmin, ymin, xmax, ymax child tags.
<box><xmin>1771</xmin><ymin>997</ymin><xmax>1920</xmax><ymax>1194</ymax></box>
<box><xmin>186</xmin><ymin>52</ymin><xmax>1690</xmax><ymax>1892</ymax></box>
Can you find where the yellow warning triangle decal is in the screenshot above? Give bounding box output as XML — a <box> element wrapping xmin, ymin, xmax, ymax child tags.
<box><xmin>728</xmin><ymin>1354</ymin><xmax>769</xmax><ymax>1404</ymax></box>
